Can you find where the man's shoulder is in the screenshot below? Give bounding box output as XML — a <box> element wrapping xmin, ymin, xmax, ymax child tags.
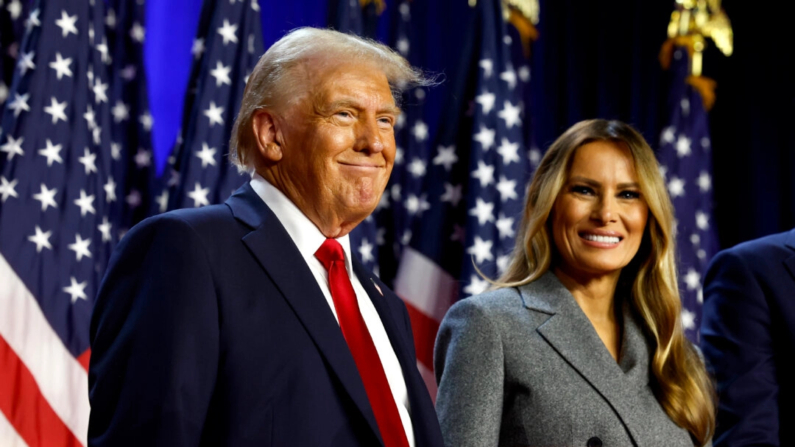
<box><xmin>718</xmin><ymin>228</ymin><xmax>795</xmax><ymax>265</ymax></box>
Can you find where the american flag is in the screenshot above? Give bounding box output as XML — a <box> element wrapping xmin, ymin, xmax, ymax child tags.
<box><xmin>104</xmin><ymin>0</ymin><xmax>156</xmax><ymax>235</ymax></box>
<box><xmin>0</xmin><ymin>0</ymin><xmax>31</xmax><ymax>107</ymax></box>
<box><xmin>370</xmin><ymin>0</ymin><xmax>433</xmax><ymax>287</ymax></box>
<box><xmin>164</xmin><ymin>0</ymin><xmax>263</xmax><ymax>212</ymax></box>
<box><xmin>657</xmin><ymin>46</ymin><xmax>719</xmax><ymax>342</ymax></box>
<box><xmin>393</xmin><ymin>0</ymin><xmax>535</xmax><ymax>396</ymax></box>
<box><xmin>0</xmin><ymin>0</ymin><xmax>121</xmax><ymax>444</ymax></box>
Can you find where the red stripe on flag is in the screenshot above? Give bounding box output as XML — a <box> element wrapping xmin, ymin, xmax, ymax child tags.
<box><xmin>404</xmin><ymin>301</ymin><xmax>440</xmax><ymax>373</ymax></box>
<box><xmin>76</xmin><ymin>349</ymin><xmax>90</xmax><ymax>372</ymax></box>
<box><xmin>0</xmin><ymin>335</ymin><xmax>83</xmax><ymax>447</ymax></box>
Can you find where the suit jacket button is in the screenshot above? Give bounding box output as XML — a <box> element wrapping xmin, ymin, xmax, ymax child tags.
<box><xmin>586</xmin><ymin>437</ymin><xmax>602</xmax><ymax>447</ymax></box>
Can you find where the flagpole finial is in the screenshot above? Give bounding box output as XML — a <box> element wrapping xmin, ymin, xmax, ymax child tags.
<box><xmin>663</xmin><ymin>0</ymin><xmax>733</xmax><ymax>75</ymax></box>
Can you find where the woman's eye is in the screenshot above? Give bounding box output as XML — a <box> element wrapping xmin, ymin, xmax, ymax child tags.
<box><xmin>572</xmin><ymin>185</ymin><xmax>594</xmax><ymax>195</ymax></box>
<box><xmin>619</xmin><ymin>190</ymin><xmax>641</xmax><ymax>199</ymax></box>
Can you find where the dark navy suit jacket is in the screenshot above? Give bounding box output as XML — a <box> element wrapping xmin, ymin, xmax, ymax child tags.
<box><xmin>88</xmin><ymin>183</ymin><xmax>444</xmax><ymax>447</ymax></box>
<box><xmin>701</xmin><ymin>228</ymin><xmax>795</xmax><ymax>447</ymax></box>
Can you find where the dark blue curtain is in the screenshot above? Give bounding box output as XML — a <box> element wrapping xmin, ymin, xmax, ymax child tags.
<box><xmin>143</xmin><ymin>0</ymin><xmax>795</xmax><ymax>249</ymax></box>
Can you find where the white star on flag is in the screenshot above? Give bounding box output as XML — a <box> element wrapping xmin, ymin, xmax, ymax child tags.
<box><xmin>103</xmin><ymin>176</ymin><xmax>117</xmax><ymax>202</ymax></box>
<box><xmin>697</xmin><ymin>171</ymin><xmax>711</xmax><ymax>192</ymax></box>
<box><xmin>411</xmin><ymin>120</ymin><xmax>428</xmax><ymax>141</ymax></box>
<box><xmin>499</xmin><ymin>67</ymin><xmax>517</xmax><ymax>90</ymax></box>
<box><xmin>473</xmin><ymin>126</ymin><xmax>496</xmax><ymax>150</ymax></box>
<box><xmin>479</xmin><ymin>59</ymin><xmax>493</xmax><ymax>78</ymax></box>
<box><xmin>74</xmin><ymin>190</ymin><xmax>97</xmax><ymax>216</ymax></box>
<box><xmin>32</xmin><ymin>183</ymin><xmax>58</xmax><ymax>211</ymax></box>
<box><xmin>440</xmin><ymin>183</ymin><xmax>462</xmax><ymax>206</ymax></box>
<box><xmin>130</xmin><ymin>22</ymin><xmax>145</xmax><ymax>42</ymax></box>
<box><xmin>210</xmin><ymin>60</ymin><xmax>232</xmax><ymax>87</ymax></box>
<box><xmin>139</xmin><ymin>111</ymin><xmax>154</xmax><ymax>131</ymax></box>
<box><xmin>497</xmin><ymin>101</ymin><xmax>522</xmax><ymax>128</ymax></box>
<box><xmin>496</xmin><ymin>176</ymin><xmax>518</xmax><ymax>202</ymax></box>
<box><xmin>217</xmin><ymin>19</ymin><xmax>239</xmax><ymax>45</ymax></box>
<box><xmin>1</xmin><ymin>135</ymin><xmax>25</xmax><ymax>160</ymax></box>
<box><xmin>55</xmin><ymin>10</ymin><xmax>78</xmax><ymax>38</ymax></box>
<box><xmin>496</xmin><ymin>213</ymin><xmax>515</xmax><ymax>239</ymax></box>
<box><xmin>675</xmin><ymin>135</ymin><xmax>691</xmax><ymax>157</ymax></box>
<box><xmin>44</xmin><ymin>97</ymin><xmax>68</xmax><ymax>124</ymax></box>
<box><xmin>695</xmin><ymin>211</ymin><xmax>710</xmax><ymax>230</ymax></box>
<box><xmin>463</xmin><ymin>274</ymin><xmax>490</xmax><ymax>296</ymax></box>
<box><xmin>475</xmin><ymin>91</ymin><xmax>496</xmax><ymax>114</ymax></box>
<box><xmin>187</xmin><ymin>182</ymin><xmax>210</xmax><ymax>207</ymax></box>
<box><xmin>63</xmin><ymin>277</ymin><xmax>88</xmax><ymax>303</ymax></box>
<box><xmin>467</xmin><ymin>236</ymin><xmax>494</xmax><ymax>264</ymax></box>
<box><xmin>433</xmin><ymin>145</ymin><xmax>458</xmax><ymax>171</ymax></box>
<box><xmin>661</xmin><ymin>126</ymin><xmax>675</xmax><ymax>144</ymax></box>
<box><xmin>155</xmin><ymin>190</ymin><xmax>169</xmax><ymax>213</ymax></box>
<box><xmin>18</xmin><ymin>51</ymin><xmax>35</xmax><ymax>74</ymax></box>
<box><xmin>192</xmin><ymin>38</ymin><xmax>206</xmax><ymax>59</ymax></box>
<box><xmin>134</xmin><ymin>149</ymin><xmax>152</xmax><ymax>168</ymax></box>
<box><xmin>358</xmin><ymin>239</ymin><xmax>374</xmax><ymax>263</ymax></box>
<box><xmin>93</xmin><ymin>79</ymin><xmax>109</xmax><ymax>103</ymax></box>
<box><xmin>469</xmin><ymin>198</ymin><xmax>495</xmax><ymax>226</ymax></box>
<box><xmin>471</xmin><ymin>161</ymin><xmax>495</xmax><ymax>187</ymax></box>
<box><xmin>38</xmin><ymin>139</ymin><xmax>63</xmax><ymax>166</ymax></box>
<box><xmin>0</xmin><ymin>176</ymin><xmax>19</xmax><ymax>202</ymax></box>
<box><xmin>405</xmin><ymin>194</ymin><xmax>430</xmax><ymax>215</ymax></box>
<box><xmin>196</xmin><ymin>143</ymin><xmax>217</xmax><ymax>167</ymax></box>
<box><xmin>67</xmin><ymin>234</ymin><xmax>92</xmax><ymax>261</ymax></box>
<box><xmin>49</xmin><ymin>53</ymin><xmax>73</xmax><ymax>79</ymax></box>
<box><xmin>8</xmin><ymin>93</ymin><xmax>31</xmax><ymax>117</ymax></box>
<box><xmin>681</xmin><ymin>308</ymin><xmax>696</xmax><ymax>330</ymax></box>
<box><xmin>98</xmin><ymin>216</ymin><xmax>113</xmax><ymax>242</ymax></box>
<box><xmin>407</xmin><ymin>158</ymin><xmax>426</xmax><ymax>178</ymax></box>
<box><xmin>78</xmin><ymin>148</ymin><xmax>98</xmax><ymax>174</ymax></box>
<box><xmin>683</xmin><ymin>268</ymin><xmax>701</xmax><ymax>290</ymax></box>
<box><xmin>667</xmin><ymin>176</ymin><xmax>685</xmax><ymax>198</ymax></box>
<box><xmin>28</xmin><ymin>225</ymin><xmax>53</xmax><ymax>252</ymax></box>
<box><xmin>496</xmin><ymin>138</ymin><xmax>520</xmax><ymax>165</ymax></box>
<box><xmin>111</xmin><ymin>100</ymin><xmax>130</xmax><ymax>122</ymax></box>
<box><xmin>204</xmin><ymin>101</ymin><xmax>225</xmax><ymax>126</ymax></box>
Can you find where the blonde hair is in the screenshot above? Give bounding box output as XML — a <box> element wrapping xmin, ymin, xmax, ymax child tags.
<box><xmin>497</xmin><ymin>119</ymin><xmax>715</xmax><ymax>446</ymax></box>
<box><xmin>229</xmin><ymin>27</ymin><xmax>435</xmax><ymax>171</ymax></box>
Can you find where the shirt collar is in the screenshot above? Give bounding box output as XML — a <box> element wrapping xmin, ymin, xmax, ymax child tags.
<box><xmin>250</xmin><ymin>173</ymin><xmax>354</xmax><ymax>272</ymax></box>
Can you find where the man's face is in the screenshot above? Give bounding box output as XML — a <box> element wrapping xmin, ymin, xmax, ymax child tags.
<box><xmin>268</xmin><ymin>61</ymin><xmax>398</xmax><ymax>237</ymax></box>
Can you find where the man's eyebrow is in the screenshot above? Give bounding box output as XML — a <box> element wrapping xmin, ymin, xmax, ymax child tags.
<box><xmin>324</xmin><ymin>99</ymin><xmax>401</xmax><ymax>115</ymax></box>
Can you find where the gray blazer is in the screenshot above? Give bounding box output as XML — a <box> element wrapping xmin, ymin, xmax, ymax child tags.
<box><xmin>434</xmin><ymin>272</ymin><xmax>695</xmax><ymax>447</ymax></box>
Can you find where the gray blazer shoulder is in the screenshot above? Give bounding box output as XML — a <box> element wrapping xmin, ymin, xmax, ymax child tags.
<box><xmin>434</xmin><ymin>272</ymin><xmax>695</xmax><ymax>447</ymax></box>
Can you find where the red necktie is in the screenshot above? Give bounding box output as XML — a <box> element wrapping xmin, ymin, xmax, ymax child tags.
<box><xmin>315</xmin><ymin>238</ymin><xmax>410</xmax><ymax>447</ymax></box>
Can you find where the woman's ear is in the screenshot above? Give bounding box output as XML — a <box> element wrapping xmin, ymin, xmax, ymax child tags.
<box><xmin>252</xmin><ymin>109</ymin><xmax>283</xmax><ymax>164</ymax></box>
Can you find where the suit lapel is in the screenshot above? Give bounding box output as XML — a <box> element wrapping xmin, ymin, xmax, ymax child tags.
<box><xmin>525</xmin><ymin>273</ymin><xmax>651</xmax><ymax>447</ymax></box>
<box><xmin>226</xmin><ymin>185</ymin><xmax>384</xmax><ymax>446</ymax></box>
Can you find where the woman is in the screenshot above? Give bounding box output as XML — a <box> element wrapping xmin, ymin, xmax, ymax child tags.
<box><xmin>434</xmin><ymin>119</ymin><xmax>715</xmax><ymax>447</ymax></box>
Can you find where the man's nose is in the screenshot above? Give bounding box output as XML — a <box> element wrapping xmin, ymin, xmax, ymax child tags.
<box><xmin>354</xmin><ymin>117</ymin><xmax>385</xmax><ymax>153</ymax></box>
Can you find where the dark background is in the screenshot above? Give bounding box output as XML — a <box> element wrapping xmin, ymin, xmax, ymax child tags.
<box><xmin>144</xmin><ymin>0</ymin><xmax>795</xmax><ymax>250</ymax></box>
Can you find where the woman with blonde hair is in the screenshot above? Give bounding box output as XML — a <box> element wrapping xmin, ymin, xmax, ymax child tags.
<box><xmin>434</xmin><ymin>119</ymin><xmax>715</xmax><ymax>447</ymax></box>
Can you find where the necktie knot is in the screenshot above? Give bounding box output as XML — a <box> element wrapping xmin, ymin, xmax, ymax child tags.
<box><xmin>315</xmin><ymin>238</ymin><xmax>345</xmax><ymax>270</ymax></box>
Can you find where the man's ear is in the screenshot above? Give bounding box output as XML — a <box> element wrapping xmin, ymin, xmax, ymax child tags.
<box><xmin>252</xmin><ymin>109</ymin><xmax>283</xmax><ymax>164</ymax></box>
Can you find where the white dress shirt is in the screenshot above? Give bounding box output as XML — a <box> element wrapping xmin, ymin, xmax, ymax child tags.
<box><xmin>250</xmin><ymin>174</ymin><xmax>415</xmax><ymax>446</ymax></box>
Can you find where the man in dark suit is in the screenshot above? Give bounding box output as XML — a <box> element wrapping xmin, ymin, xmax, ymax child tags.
<box><xmin>88</xmin><ymin>27</ymin><xmax>443</xmax><ymax>447</ymax></box>
<box><xmin>701</xmin><ymin>228</ymin><xmax>795</xmax><ymax>446</ymax></box>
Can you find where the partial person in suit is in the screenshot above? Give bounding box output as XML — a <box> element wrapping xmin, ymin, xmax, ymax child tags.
<box><xmin>434</xmin><ymin>119</ymin><xmax>716</xmax><ymax>447</ymax></box>
<box><xmin>88</xmin><ymin>27</ymin><xmax>444</xmax><ymax>447</ymax></box>
<box><xmin>700</xmin><ymin>229</ymin><xmax>795</xmax><ymax>446</ymax></box>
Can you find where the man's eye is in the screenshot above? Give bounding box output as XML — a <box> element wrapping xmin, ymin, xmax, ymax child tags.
<box><xmin>378</xmin><ymin>117</ymin><xmax>394</xmax><ymax>127</ymax></box>
<box><xmin>336</xmin><ymin>111</ymin><xmax>353</xmax><ymax>119</ymax></box>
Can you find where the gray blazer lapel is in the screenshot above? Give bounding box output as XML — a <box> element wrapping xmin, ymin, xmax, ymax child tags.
<box><xmin>524</xmin><ymin>272</ymin><xmax>654</xmax><ymax>446</ymax></box>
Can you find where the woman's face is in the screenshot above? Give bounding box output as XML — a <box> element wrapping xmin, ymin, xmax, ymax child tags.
<box><xmin>551</xmin><ymin>140</ymin><xmax>649</xmax><ymax>281</ymax></box>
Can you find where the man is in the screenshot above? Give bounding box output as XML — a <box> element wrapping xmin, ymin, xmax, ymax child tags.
<box><xmin>88</xmin><ymin>28</ymin><xmax>444</xmax><ymax>447</ymax></box>
<box><xmin>701</xmin><ymin>228</ymin><xmax>795</xmax><ymax>446</ymax></box>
